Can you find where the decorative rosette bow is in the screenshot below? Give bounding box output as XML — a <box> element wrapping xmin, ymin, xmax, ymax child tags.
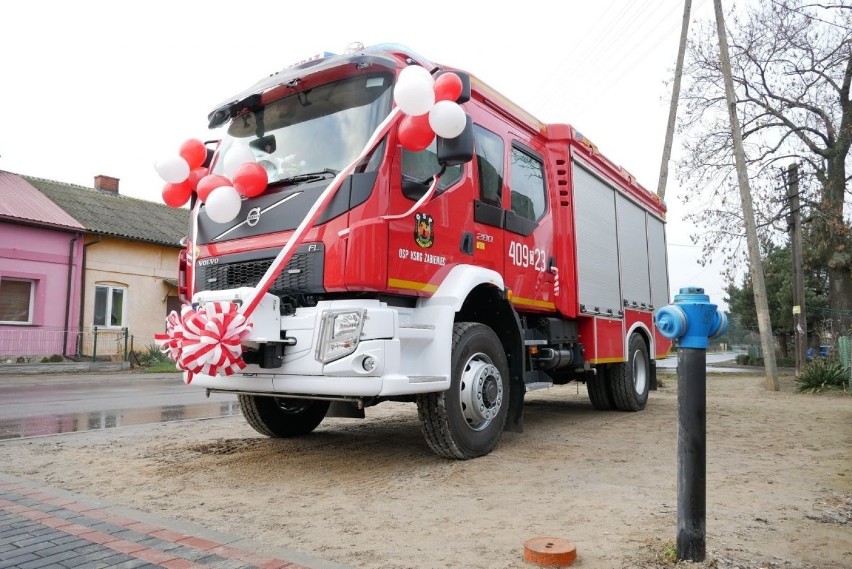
<box><xmin>155</xmin><ymin>302</ymin><xmax>252</xmax><ymax>381</ymax></box>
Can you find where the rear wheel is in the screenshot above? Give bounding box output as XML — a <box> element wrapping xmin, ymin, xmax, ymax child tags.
<box><xmin>417</xmin><ymin>322</ymin><xmax>509</xmax><ymax>459</ymax></box>
<box><xmin>611</xmin><ymin>334</ymin><xmax>650</xmax><ymax>411</ymax></box>
<box><xmin>239</xmin><ymin>395</ymin><xmax>329</xmax><ymax>437</ymax></box>
<box><xmin>586</xmin><ymin>367</ymin><xmax>615</xmax><ymax>410</ymax></box>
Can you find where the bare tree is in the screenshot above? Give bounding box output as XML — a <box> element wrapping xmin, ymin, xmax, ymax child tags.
<box><xmin>677</xmin><ymin>0</ymin><xmax>852</xmax><ymax>314</ymax></box>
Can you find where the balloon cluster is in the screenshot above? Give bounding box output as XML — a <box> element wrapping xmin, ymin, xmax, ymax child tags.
<box><xmin>393</xmin><ymin>67</ymin><xmax>466</xmax><ymax>152</ymax></box>
<box><xmin>154</xmin><ymin>139</ymin><xmax>268</xmax><ymax>224</ymax></box>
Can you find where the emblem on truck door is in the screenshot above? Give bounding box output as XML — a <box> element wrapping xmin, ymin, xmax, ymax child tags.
<box><xmin>414</xmin><ymin>213</ymin><xmax>434</xmax><ymax>248</ymax></box>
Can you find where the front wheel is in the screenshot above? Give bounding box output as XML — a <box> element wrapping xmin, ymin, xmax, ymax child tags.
<box><xmin>239</xmin><ymin>395</ymin><xmax>329</xmax><ymax>437</ymax></box>
<box><xmin>611</xmin><ymin>334</ymin><xmax>650</xmax><ymax>411</ymax></box>
<box><xmin>417</xmin><ymin>322</ymin><xmax>510</xmax><ymax>459</ymax></box>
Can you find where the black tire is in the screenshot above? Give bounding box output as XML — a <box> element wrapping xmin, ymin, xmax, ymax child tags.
<box><xmin>239</xmin><ymin>395</ymin><xmax>329</xmax><ymax>437</ymax></box>
<box><xmin>586</xmin><ymin>366</ymin><xmax>615</xmax><ymax>410</ymax></box>
<box><xmin>416</xmin><ymin>322</ymin><xmax>510</xmax><ymax>459</ymax></box>
<box><xmin>611</xmin><ymin>334</ymin><xmax>650</xmax><ymax>412</ymax></box>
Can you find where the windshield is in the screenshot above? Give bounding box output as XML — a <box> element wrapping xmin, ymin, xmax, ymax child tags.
<box><xmin>213</xmin><ymin>72</ymin><xmax>393</xmax><ymax>184</ymax></box>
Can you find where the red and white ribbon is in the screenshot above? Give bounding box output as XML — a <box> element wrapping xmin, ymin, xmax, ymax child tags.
<box><xmin>155</xmin><ymin>302</ymin><xmax>252</xmax><ymax>382</ymax></box>
<box><xmin>240</xmin><ymin>107</ymin><xmax>404</xmax><ymax>317</ymax></box>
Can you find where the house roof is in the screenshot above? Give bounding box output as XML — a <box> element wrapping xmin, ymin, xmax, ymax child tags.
<box><xmin>22</xmin><ymin>175</ymin><xmax>189</xmax><ymax>247</ymax></box>
<box><xmin>0</xmin><ymin>171</ymin><xmax>85</xmax><ymax>230</ymax></box>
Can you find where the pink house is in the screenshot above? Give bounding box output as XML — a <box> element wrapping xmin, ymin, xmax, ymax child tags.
<box><xmin>0</xmin><ymin>172</ymin><xmax>85</xmax><ymax>359</ymax></box>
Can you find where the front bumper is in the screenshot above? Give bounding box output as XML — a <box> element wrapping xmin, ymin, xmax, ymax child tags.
<box><xmin>187</xmin><ymin>289</ymin><xmax>453</xmax><ymax>397</ymax></box>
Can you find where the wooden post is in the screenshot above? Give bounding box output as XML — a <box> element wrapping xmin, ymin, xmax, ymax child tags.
<box><xmin>713</xmin><ymin>0</ymin><xmax>779</xmax><ymax>390</ymax></box>
<box><xmin>657</xmin><ymin>0</ymin><xmax>692</xmax><ymax>200</ymax></box>
<box><xmin>787</xmin><ymin>164</ymin><xmax>807</xmax><ymax>373</ymax></box>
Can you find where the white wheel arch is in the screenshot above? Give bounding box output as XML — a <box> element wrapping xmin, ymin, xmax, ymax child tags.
<box><xmin>625</xmin><ymin>321</ymin><xmax>656</xmax><ymax>361</ymax></box>
<box><xmin>418</xmin><ymin>264</ymin><xmax>505</xmax><ymax>312</ymax></box>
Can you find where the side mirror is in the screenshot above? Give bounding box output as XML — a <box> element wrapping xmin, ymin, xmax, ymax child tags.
<box><xmin>437</xmin><ymin>114</ymin><xmax>473</xmax><ymax>166</ymax></box>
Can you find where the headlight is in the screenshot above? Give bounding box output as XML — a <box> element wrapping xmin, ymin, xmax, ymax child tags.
<box><xmin>316</xmin><ymin>309</ymin><xmax>366</xmax><ymax>363</ymax></box>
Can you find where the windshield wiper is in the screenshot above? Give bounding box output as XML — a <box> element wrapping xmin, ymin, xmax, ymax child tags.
<box><xmin>276</xmin><ymin>168</ymin><xmax>340</xmax><ymax>186</ymax></box>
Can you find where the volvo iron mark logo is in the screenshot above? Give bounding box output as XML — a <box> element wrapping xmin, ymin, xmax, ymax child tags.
<box><xmin>246</xmin><ymin>207</ymin><xmax>261</xmax><ymax>227</ymax></box>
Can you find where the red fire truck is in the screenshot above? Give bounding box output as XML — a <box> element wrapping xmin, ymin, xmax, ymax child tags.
<box><xmin>179</xmin><ymin>44</ymin><xmax>671</xmax><ymax>459</ymax></box>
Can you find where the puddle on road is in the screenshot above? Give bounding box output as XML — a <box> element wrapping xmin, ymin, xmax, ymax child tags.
<box><xmin>0</xmin><ymin>401</ymin><xmax>241</xmax><ymax>440</ymax></box>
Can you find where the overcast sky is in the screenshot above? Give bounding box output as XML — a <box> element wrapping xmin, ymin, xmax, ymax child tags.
<box><xmin>1</xmin><ymin>0</ymin><xmax>730</xmax><ymax>307</ymax></box>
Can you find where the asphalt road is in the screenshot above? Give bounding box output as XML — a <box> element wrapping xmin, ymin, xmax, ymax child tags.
<box><xmin>0</xmin><ymin>351</ymin><xmax>742</xmax><ymax>440</ymax></box>
<box><xmin>0</xmin><ymin>372</ymin><xmax>238</xmax><ymax>440</ymax></box>
<box><xmin>657</xmin><ymin>350</ymin><xmax>740</xmax><ymax>370</ymax></box>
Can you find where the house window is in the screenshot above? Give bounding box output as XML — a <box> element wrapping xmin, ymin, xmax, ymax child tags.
<box><xmin>94</xmin><ymin>285</ymin><xmax>127</xmax><ymax>328</ymax></box>
<box><xmin>0</xmin><ymin>278</ymin><xmax>35</xmax><ymax>324</ymax></box>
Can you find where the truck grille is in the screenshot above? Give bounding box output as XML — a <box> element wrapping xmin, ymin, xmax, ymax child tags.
<box><xmin>196</xmin><ymin>245</ymin><xmax>324</xmax><ymax>294</ymax></box>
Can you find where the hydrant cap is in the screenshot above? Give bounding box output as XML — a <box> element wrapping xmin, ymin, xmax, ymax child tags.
<box><xmin>709</xmin><ymin>309</ymin><xmax>729</xmax><ymax>340</ymax></box>
<box><xmin>656</xmin><ymin>305</ymin><xmax>687</xmax><ymax>340</ymax></box>
<box><xmin>673</xmin><ymin>287</ymin><xmax>710</xmax><ymax>305</ymax></box>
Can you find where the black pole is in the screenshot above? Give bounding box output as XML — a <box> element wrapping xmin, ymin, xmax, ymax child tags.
<box><xmin>677</xmin><ymin>347</ymin><xmax>706</xmax><ymax>561</ymax></box>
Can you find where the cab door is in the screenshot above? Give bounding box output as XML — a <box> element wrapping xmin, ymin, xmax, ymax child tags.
<box><xmin>502</xmin><ymin>138</ymin><xmax>556</xmax><ymax>313</ymax></box>
<box><xmin>469</xmin><ymin>124</ymin><xmax>506</xmax><ymax>274</ymax></box>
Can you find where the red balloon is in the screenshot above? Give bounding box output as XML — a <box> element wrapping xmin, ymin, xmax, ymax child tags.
<box><xmin>434</xmin><ymin>72</ymin><xmax>463</xmax><ymax>102</ymax></box>
<box><xmin>186</xmin><ymin>167</ymin><xmax>208</xmax><ymax>192</ymax></box>
<box><xmin>162</xmin><ymin>181</ymin><xmax>192</xmax><ymax>207</ymax></box>
<box><xmin>233</xmin><ymin>162</ymin><xmax>268</xmax><ymax>198</ymax></box>
<box><xmin>398</xmin><ymin>114</ymin><xmax>435</xmax><ymax>152</ymax></box>
<box><xmin>179</xmin><ymin>139</ymin><xmax>208</xmax><ymax>170</ymax></box>
<box><xmin>196</xmin><ymin>174</ymin><xmax>231</xmax><ymax>203</ymax></box>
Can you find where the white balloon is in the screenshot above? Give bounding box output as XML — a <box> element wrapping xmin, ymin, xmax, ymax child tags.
<box><xmin>205</xmin><ymin>185</ymin><xmax>242</xmax><ymax>223</ymax></box>
<box><xmin>154</xmin><ymin>155</ymin><xmax>190</xmax><ymax>183</ymax></box>
<box><xmin>223</xmin><ymin>145</ymin><xmax>256</xmax><ymax>178</ymax></box>
<box><xmin>398</xmin><ymin>65</ymin><xmax>434</xmax><ymax>87</ymax></box>
<box><xmin>394</xmin><ymin>75</ymin><xmax>435</xmax><ymax>117</ymax></box>
<box><xmin>429</xmin><ymin>101</ymin><xmax>467</xmax><ymax>139</ymax></box>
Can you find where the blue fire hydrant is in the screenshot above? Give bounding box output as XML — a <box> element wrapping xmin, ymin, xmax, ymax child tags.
<box><xmin>655</xmin><ymin>287</ymin><xmax>728</xmax><ymax>562</ymax></box>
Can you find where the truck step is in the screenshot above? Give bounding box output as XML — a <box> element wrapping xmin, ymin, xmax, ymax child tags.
<box><xmin>525</xmin><ymin>381</ymin><xmax>553</xmax><ymax>392</ymax></box>
<box><xmin>524</xmin><ymin>369</ymin><xmax>554</xmax><ymax>392</ymax></box>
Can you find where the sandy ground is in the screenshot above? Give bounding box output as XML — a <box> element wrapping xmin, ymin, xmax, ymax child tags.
<box><xmin>1</xmin><ymin>371</ymin><xmax>850</xmax><ymax>569</ymax></box>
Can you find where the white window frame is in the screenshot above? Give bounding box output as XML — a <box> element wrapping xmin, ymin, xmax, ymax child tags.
<box><xmin>0</xmin><ymin>277</ymin><xmax>35</xmax><ymax>325</ymax></box>
<box><xmin>93</xmin><ymin>284</ymin><xmax>128</xmax><ymax>329</ymax></box>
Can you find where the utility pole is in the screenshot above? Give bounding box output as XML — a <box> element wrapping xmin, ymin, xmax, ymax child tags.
<box><xmin>657</xmin><ymin>0</ymin><xmax>692</xmax><ymax>201</ymax></box>
<box><xmin>787</xmin><ymin>164</ymin><xmax>807</xmax><ymax>373</ymax></box>
<box><xmin>713</xmin><ymin>0</ymin><xmax>780</xmax><ymax>390</ymax></box>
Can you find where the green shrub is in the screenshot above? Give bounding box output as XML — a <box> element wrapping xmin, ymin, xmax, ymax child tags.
<box><xmin>796</xmin><ymin>358</ymin><xmax>850</xmax><ymax>393</ymax></box>
<box><xmin>135</xmin><ymin>344</ymin><xmax>171</xmax><ymax>367</ymax></box>
<box><xmin>736</xmin><ymin>354</ymin><xmax>766</xmax><ymax>366</ymax></box>
<box><xmin>40</xmin><ymin>355</ymin><xmax>64</xmax><ymax>363</ymax></box>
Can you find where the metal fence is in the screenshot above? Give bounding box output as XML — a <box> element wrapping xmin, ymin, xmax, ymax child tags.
<box><xmin>0</xmin><ymin>326</ymin><xmax>129</xmax><ymax>364</ymax></box>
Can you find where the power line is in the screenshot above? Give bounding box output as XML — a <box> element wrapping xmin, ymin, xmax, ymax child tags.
<box><xmin>532</xmin><ymin>0</ymin><xmax>682</xmax><ymax>111</ymax></box>
<box><xmin>540</xmin><ymin>0</ymin><xmax>688</xmax><ymax>104</ymax></box>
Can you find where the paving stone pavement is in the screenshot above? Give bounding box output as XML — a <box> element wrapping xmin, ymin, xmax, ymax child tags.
<box><xmin>0</xmin><ymin>472</ymin><xmax>348</xmax><ymax>569</ymax></box>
